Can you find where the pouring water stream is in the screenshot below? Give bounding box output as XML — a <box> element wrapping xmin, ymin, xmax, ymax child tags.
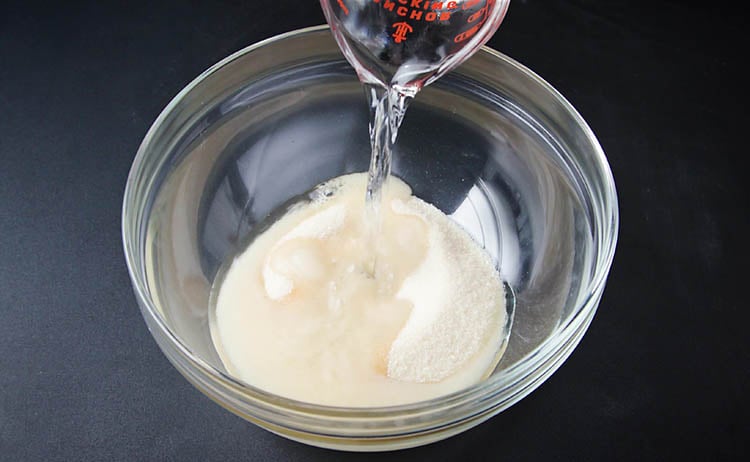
<box><xmin>320</xmin><ymin>0</ymin><xmax>510</xmax><ymax>271</ymax></box>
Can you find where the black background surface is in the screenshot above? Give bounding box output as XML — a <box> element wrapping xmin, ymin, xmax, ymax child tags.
<box><xmin>1</xmin><ymin>1</ymin><xmax>747</xmax><ymax>460</ymax></box>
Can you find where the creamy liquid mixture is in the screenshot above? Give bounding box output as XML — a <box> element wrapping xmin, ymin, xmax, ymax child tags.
<box><xmin>210</xmin><ymin>173</ymin><xmax>506</xmax><ymax>407</ymax></box>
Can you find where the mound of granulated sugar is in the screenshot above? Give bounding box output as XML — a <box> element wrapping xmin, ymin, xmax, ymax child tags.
<box><xmin>387</xmin><ymin>198</ymin><xmax>506</xmax><ymax>383</ymax></box>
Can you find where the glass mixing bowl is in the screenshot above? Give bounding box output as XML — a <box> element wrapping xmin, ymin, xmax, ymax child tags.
<box><xmin>122</xmin><ymin>26</ymin><xmax>618</xmax><ymax>451</ymax></box>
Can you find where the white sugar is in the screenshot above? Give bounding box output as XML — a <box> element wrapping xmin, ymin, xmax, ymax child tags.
<box><xmin>388</xmin><ymin>197</ymin><xmax>505</xmax><ymax>383</ymax></box>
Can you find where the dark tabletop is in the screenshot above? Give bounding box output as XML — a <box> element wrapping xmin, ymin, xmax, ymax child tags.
<box><xmin>1</xmin><ymin>1</ymin><xmax>746</xmax><ymax>460</ymax></box>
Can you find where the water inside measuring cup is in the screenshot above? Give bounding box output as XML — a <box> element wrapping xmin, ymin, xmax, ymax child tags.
<box><xmin>321</xmin><ymin>0</ymin><xmax>510</xmax><ymax>89</ymax></box>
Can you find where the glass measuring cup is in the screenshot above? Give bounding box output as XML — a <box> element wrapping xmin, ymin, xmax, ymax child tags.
<box><xmin>320</xmin><ymin>1</ymin><xmax>511</xmax><ymax>215</ymax></box>
<box><xmin>320</xmin><ymin>0</ymin><xmax>511</xmax><ymax>93</ymax></box>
